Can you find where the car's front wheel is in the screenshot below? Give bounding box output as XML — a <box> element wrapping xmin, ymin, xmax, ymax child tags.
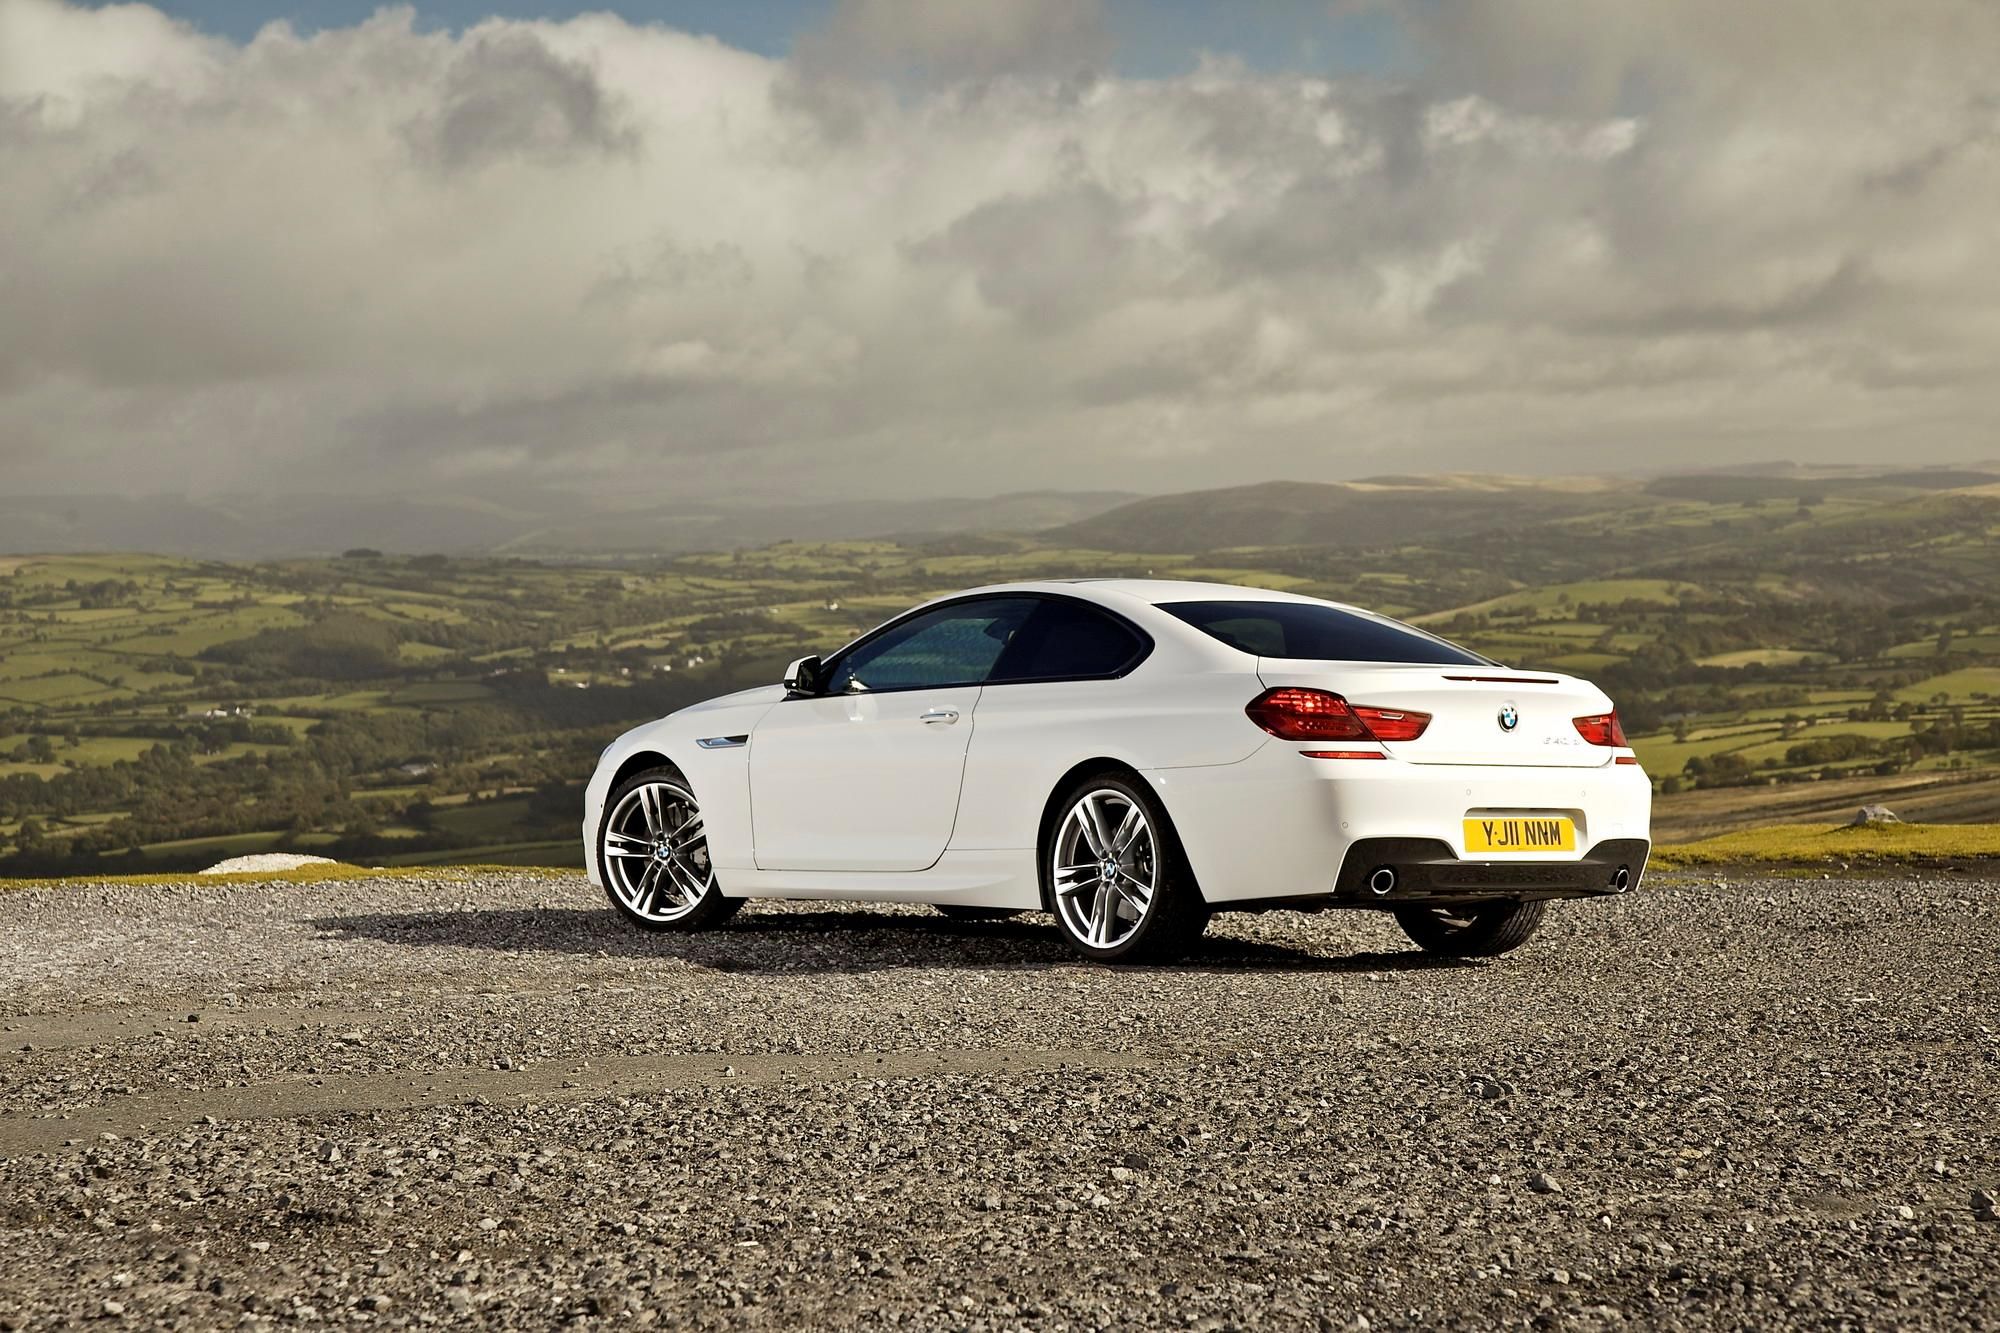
<box><xmin>1044</xmin><ymin>774</ymin><xmax>1207</xmax><ymax>963</ymax></box>
<box><xmin>599</xmin><ymin>767</ymin><xmax>743</xmax><ymax>932</ymax></box>
<box><xmin>1393</xmin><ymin>900</ymin><xmax>1547</xmax><ymax>957</ymax></box>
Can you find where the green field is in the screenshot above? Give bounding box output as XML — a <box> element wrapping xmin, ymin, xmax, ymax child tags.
<box><xmin>1652</xmin><ymin>821</ymin><xmax>2000</xmax><ymax>869</ymax></box>
<box><xmin>1894</xmin><ymin>667</ymin><xmax>2000</xmax><ymax>703</ymax></box>
<box><xmin>4</xmin><ymin>468</ymin><xmax>1999</xmax><ymax>875</ymax></box>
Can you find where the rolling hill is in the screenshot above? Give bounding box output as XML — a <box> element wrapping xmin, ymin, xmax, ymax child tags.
<box><xmin>4</xmin><ymin>463</ymin><xmax>1999</xmax><ymax>876</ymax></box>
<box><xmin>0</xmin><ymin>490</ymin><xmax>1140</xmax><ymax>560</ymax></box>
<box><xmin>1048</xmin><ymin>469</ymin><xmax>2000</xmax><ymax>554</ymax></box>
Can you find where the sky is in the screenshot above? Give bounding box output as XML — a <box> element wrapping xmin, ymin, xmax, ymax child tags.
<box><xmin>2</xmin><ymin>0</ymin><xmax>1997</xmax><ymax>504</ymax></box>
<box><xmin>77</xmin><ymin>1</ymin><xmax>1406</xmax><ymax>79</ymax></box>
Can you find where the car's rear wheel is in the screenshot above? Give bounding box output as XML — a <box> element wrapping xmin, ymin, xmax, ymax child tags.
<box><xmin>933</xmin><ymin>905</ymin><xmax>1024</xmax><ymax>921</ymax></box>
<box><xmin>1044</xmin><ymin>774</ymin><xmax>1207</xmax><ymax>963</ymax></box>
<box><xmin>599</xmin><ymin>767</ymin><xmax>742</xmax><ymax>932</ymax></box>
<box><xmin>1393</xmin><ymin>900</ymin><xmax>1547</xmax><ymax>957</ymax></box>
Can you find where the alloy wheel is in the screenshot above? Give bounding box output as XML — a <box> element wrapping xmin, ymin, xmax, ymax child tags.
<box><xmin>602</xmin><ymin>779</ymin><xmax>713</xmax><ymax>923</ymax></box>
<box><xmin>1052</xmin><ymin>787</ymin><xmax>1158</xmax><ymax>950</ymax></box>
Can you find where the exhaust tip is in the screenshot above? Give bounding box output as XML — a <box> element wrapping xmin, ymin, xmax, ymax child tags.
<box><xmin>1367</xmin><ymin>866</ymin><xmax>1398</xmax><ymax>896</ymax></box>
<box><xmin>1612</xmin><ymin>865</ymin><xmax>1632</xmax><ymax>893</ymax></box>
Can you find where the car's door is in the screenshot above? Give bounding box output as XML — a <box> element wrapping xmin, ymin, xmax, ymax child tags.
<box><xmin>949</xmin><ymin>597</ymin><xmax>1157</xmax><ymax>852</ymax></box>
<box><xmin>749</xmin><ymin>596</ymin><xmax>1039</xmax><ymax>872</ymax></box>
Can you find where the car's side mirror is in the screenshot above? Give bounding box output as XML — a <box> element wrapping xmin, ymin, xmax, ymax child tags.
<box><xmin>782</xmin><ymin>655</ymin><xmax>824</xmax><ymax>696</ymax></box>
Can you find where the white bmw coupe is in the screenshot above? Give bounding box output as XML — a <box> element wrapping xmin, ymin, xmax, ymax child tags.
<box><xmin>583</xmin><ymin>581</ymin><xmax>1651</xmax><ymax>962</ymax></box>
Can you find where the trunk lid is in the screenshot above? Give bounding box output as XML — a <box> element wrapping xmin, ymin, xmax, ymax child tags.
<box><xmin>1256</xmin><ymin>660</ymin><xmax>1614</xmax><ymax>768</ymax></box>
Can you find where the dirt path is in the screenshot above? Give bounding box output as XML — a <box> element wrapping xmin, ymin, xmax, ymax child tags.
<box><xmin>0</xmin><ymin>1044</ymin><xmax>1159</xmax><ymax>1157</ymax></box>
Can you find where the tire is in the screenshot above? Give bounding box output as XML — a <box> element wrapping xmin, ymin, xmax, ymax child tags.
<box><xmin>597</xmin><ymin>766</ymin><xmax>743</xmax><ymax>932</ymax></box>
<box><xmin>1043</xmin><ymin>772</ymin><xmax>1208</xmax><ymax>964</ymax></box>
<box><xmin>933</xmin><ymin>905</ymin><xmax>1025</xmax><ymax>921</ymax></box>
<box><xmin>1393</xmin><ymin>900</ymin><xmax>1548</xmax><ymax>957</ymax></box>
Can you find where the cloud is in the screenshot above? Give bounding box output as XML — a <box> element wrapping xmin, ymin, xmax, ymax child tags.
<box><xmin>0</xmin><ymin>0</ymin><xmax>1996</xmax><ymax>503</ymax></box>
<box><xmin>0</xmin><ymin>0</ymin><xmax>221</xmax><ymax>116</ymax></box>
<box><xmin>795</xmin><ymin>0</ymin><xmax>1110</xmax><ymax>82</ymax></box>
<box><xmin>408</xmin><ymin>29</ymin><xmax>637</xmax><ymax>172</ymax></box>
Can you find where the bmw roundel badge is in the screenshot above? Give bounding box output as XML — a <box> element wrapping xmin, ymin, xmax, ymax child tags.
<box><xmin>1498</xmin><ymin>704</ymin><xmax>1520</xmax><ymax>732</ymax></box>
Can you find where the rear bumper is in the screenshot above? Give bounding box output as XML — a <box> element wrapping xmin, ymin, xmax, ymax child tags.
<box><xmin>1146</xmin><ymin>741</ymin><xmax>1652</xmax><ymax>905</ymax></box>
<box><xmin>1332</xmin><ymin>836</ymin><xmax>1650</xmax><ymax>904</ymax></box>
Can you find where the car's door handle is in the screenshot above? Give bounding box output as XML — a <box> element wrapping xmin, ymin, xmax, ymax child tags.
<box><xmin>919</xmin><ymin>707</ymin><xmax>960</xmax><ymax>725</ymax></box>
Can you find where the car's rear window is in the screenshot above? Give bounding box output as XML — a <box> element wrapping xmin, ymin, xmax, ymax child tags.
<box><xmin>1160</xmin><ymin>600</ymin><xmax>1490</xmax><ymax>665</ymax></box>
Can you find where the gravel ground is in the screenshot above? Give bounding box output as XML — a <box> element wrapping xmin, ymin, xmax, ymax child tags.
<box><xmin>0</xmin><ymin>869</ymin><xmax>1995</xmax><ymax>1331</ymax></box>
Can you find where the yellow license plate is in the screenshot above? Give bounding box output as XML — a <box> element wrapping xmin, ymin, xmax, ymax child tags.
<box><xmin>1463</xmin><ymin>816</ymin><xmax>1576</xmax><ymax>854</ymax></box>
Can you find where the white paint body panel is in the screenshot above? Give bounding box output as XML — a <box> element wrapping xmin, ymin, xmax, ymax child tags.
<box><xmin>1255</xmin><ymin>660</ymin><xmax>1614</xmax><ymax>768</ymax></box>
<box><xmin>1149</xmin><ymin>742</ymin><xmax>1653</xmax><ymax>903</ymax></box>
<box><xmin>750</xmin><ymin>684</ymin><xmax>983</xmax><ymax>871</ymax></box>
<box><xmin>582</xmin><ymin>580</ymin><xmax>1652</xmax><ymax>908</ymax></box>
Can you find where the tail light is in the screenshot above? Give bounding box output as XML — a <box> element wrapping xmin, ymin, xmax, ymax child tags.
<box><xmin>1572</xmin><ymin>711</ymin><xmax>1629</xmax><ymax>747</ymax></box>
<box><xmin>1351</xmin><ymin>706</ymin><xmax>1429</xmax><ymax>742</ymax></box>
<box><xmin>1246</xmin><ymin>688</ymin><xmax>1431</xmax><ymax>744</ymax></box>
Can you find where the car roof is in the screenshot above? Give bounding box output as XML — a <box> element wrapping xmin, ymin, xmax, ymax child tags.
<box><xmin>950</xmin><ymin>578</ymin><xmax>1336</xmax><ymax>609</ymax></box>
<box><xmin>836</xmin><ymin>579</ymin><xmax>1462</xmax><ymax>670</ymax></box>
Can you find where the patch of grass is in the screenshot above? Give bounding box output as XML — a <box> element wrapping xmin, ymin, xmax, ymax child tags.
<box><xmin>61</xmin><ymin>737</ymin><xmax>162</xmax><ymax>764</ymax></box>
<box><xmin>134</xmin><ymin>830</ymin><xmax>288</xmax><ymax>857</ymax></box>
<box><xmin>1696</xmin><ymin>648</ymin><xmax>1833</xmax><ymax>668</ymax></box>
<box><xmin>0</xmin><ymin>761</ymin><xmax>67</xmax><ymax>780</ymax></box>
<box><xmin>1539</xmin><ymin>651</ymin><xmax>1624</xmax><ymax>672</ymax></box>
<box><xmin>1651</xmin><ymin>821</ymin><xmax>2000</xmax><ymax>870</ymax></box>
<box><xmin>1895</xmin><ymin>667</ymin><xmax>2000</xmax><ymax>704</ymax></box>
<box><xmin>1415</xmin><ymin>578</ymin><xmax>1682</xmax><ymax>624</ymax></box>
<box><xmin>387</xmin><ymin>681</ymin><xmax>493</xmax><ymax>704</ymax></box>
<box><xmin>0</xmin><ymin>652</ymin><xmax>92</xmax><ymax>681</ymax></box>
<box><xmin>426</xmin><ymin>797</ymin><xmax>534</xmax><ymax>840</ymax></box>
<box><xmin>0</xmin><ymin>674</ymin><xmax>124</xmax><ymax>704</ymax></box>
<box><xmin>99</xmin><ymin>605</ymin><xmax>307</xmax><ymax>657</ymax></box>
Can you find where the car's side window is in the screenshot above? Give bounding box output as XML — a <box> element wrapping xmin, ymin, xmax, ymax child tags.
<box><xmin>821</xmin><ymin>598</ymin><xmax>1038</xmax><ymax>694</ymax></box>
<box><xmin>989</xmin><ymin>599</ymin><xmax>1147</xmax><ymax>682</ymax></box>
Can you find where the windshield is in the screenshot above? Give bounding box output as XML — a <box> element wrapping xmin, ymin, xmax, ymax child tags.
<box><xmin>1160</xmin><ymin>599</ymin><xmax>1490</xmax><ymax>666</ymax></box>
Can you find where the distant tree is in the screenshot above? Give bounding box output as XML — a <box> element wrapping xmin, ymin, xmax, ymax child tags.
<box><xmin>202</xmin><ymin>612</ymin><xmax>400</xmax><ymax>680</ymax></box>
<box><xmin>341</xmin><ymin>548</ymin><xmax>383</xmax><ymax>560</ymax></box>
<box><xmin>1684</xmin><ymin>752</ymin><xmax>1752</xmax><ymax>786</ymax></box>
